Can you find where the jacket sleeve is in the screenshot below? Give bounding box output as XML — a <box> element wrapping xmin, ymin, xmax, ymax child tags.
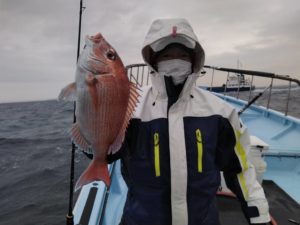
<box><xmin>216</xmin><ymin>110</ymin><xmax>270</xmax><ymax>224</ymax></box>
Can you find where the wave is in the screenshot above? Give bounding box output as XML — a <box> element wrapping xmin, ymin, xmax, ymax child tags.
<box><xmin>0</xmin><ymin>137</ymin><xmax>69</xmax><ymax>146</ymax></box>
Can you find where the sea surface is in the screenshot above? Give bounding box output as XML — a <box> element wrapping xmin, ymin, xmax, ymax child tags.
<box><xmin>0</xmin><ymin>87</ymin><xmax>299</xmax><ymax>225</ymax></box>
<box><xmin>0</xmin><ymin>100</ymin><xmax>89</xmax><ymax>225</ymax></box>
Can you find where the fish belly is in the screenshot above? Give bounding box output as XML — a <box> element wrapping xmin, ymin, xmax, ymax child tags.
<box><xmin>76</xmin><ymin>75</ymin><xmax>129</xmax><ymax>157</ymax></box>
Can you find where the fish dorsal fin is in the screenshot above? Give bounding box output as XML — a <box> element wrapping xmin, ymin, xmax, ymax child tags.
<box><xmin>71</xmin><ymin>123</ymin><xmax>92</xmax><ymax>154</ymax></box>
<box><xmin>108</xmin><ymin>82</ymin><xmax>140</xmax><ymax>154</ymax></box>
<box><xmin>58</xmin><ymin>82</ymin><xmax>77</xmax><ymax>102</ymax></box>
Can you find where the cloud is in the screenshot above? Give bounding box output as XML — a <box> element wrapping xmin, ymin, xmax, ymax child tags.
<box><xmin>0</xmin><ymin>0</ymin><xmax>299</xmax><ymax>102</ymax></box>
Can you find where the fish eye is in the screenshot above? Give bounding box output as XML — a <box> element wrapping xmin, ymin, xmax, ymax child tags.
<box><xmin>107</xmin><ymin>50</ymin><xmax>116</xmax><ymax>60</ymax></box>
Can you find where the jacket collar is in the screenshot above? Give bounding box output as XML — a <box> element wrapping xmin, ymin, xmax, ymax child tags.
<box><xmin>151</xmin><ymin>72</ymin><xmax>199</xmax><ymax>101</ymax></box>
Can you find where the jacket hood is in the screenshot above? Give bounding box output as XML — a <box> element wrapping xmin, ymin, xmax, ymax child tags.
<box><xmin>142</xmin><ymin>18</ymin><xmax>205</xmax><ymax>74</ymax></box>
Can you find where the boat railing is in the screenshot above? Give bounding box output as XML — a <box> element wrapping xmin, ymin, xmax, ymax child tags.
<box><xmin>203</xmin><ymin>66</ymin><xmax>300</xmax><ymax>117</ymax></box>
<box><xmin>126</xmin><ymin>64</ymin><xmax>300</xmax><ymax>117</ymax></box>
<box><xmin>126</xmin><ymin>63</ymin><xmax>152</xmax><ymax>87</ymax></box>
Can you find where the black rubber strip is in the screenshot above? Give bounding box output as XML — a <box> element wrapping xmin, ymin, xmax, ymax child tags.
<box><xmin>99</xmin><ymin>163</ymin><xmax>116</xmax><ymax>225</ymax></box>
<box><xmin>79</xmin><ymin>187</ymin><xmax>98</xmax><ymax>225</ymax></box>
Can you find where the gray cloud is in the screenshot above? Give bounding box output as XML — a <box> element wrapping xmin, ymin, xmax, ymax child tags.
<box><xmin>0</xmin><ymin>0</ymin><xmax>299</xmax><ymax>102</ymax></box>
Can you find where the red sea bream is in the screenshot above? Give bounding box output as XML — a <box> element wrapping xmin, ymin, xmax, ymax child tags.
<box><xmin>59</xmin><ymin>33</ymin><xmax>139</xmax><ymax>191</ymax></box>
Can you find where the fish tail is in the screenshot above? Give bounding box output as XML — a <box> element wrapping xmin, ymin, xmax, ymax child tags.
<box><xmin>74</xmin><ymin>160</ymin><xmax>110</xmax><ymax>192</ymax></box>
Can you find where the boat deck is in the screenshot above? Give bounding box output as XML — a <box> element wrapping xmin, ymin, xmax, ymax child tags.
<box><xmin>73</xmin><ymin>161</ymin><xmax>300</xmax><ymax>225</ymax></box>
<box><xmin>218</xmin><ymin>180</ymin><xmax>300</xmax><ymax>225</ymax></box>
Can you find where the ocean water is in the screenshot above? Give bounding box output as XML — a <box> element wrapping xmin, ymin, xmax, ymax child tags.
<box><xmin>0</xmin><ymin>100</ymin><xmax>89</xmax><ymax>225</ymax></box>
<box><xmin>0</xmin><ymin>88</ymin><xmax>299</xmax><ymax>225</ymax></box>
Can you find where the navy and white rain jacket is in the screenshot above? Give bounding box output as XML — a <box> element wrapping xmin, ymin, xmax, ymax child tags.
<box><xmin>110</xmin><ymin>18</ymin><xmax>270</xmax><ymax>225</ymax></box>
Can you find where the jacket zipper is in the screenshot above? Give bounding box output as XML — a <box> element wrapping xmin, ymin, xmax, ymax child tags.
<box><xmin>154</xmin><ymin>132</ymin><xmax>161</xmax><ymax>177</ymax></box>
<box><xmin>196</xmin><ymin>129</ymin><xmax>203</xmax><ymax>173</ymax></box>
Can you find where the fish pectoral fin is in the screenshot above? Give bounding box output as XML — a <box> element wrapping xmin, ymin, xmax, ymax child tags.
<box><xmin>108</xmin><ymin>82</ymin><xmax>140</xmax><ymax>154</ymax></box>
<box><xmin>58</xmin><ymin>82</ymin><xmax>77</xmax><ymax>101</ymax></box>
<box><xmin>71</xmin><ymin>123</ymin><xmax>92</xmax><ymax>154</ymax></box>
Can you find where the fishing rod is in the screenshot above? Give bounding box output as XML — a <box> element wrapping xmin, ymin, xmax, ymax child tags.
<box><xmin>238</xmin><ymin>85</ymin><xmax>270</xmax><ymax>116</ymax></box>
<box><xmin>66</xmin><ymin>0</ymin><xmax>85</xmax><ymax>224</ymax></box>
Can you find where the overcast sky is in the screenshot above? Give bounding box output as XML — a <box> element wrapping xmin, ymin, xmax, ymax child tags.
<box><xmin>1</xmin><ymin>0</ymin><xmax>299</xmax><ymax>103</ymax></box>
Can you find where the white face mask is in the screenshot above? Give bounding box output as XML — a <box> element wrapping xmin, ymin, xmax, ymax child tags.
<box><xmin>157</xmin><ymin>59</ymin><xmax>192</xmax><ymax>85</ymax></box>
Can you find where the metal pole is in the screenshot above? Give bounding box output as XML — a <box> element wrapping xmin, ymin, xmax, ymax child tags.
<box><xmin>236</xmin><ymin>74</ymin><xmax>241</xmax><ymax>99</ymax></box>
<box><xmin>267</xmin><ymin>78</ymin><xmax>274</xmax><ymax>109</ymax></box>
<box><xmin>141</xmin><ymin>65</ymin><xmax>145</xmax><ymax>86</ymax></box>
<box><xmin>136</xmin><ymin>66</ymin><xmax>140</xmax><ymax>87</ymax></box>
<box><xmin>147</xmin><ymin>67</ymin><xmax>150</xmax><ymax>85</ymax></box>
<box><xmin>66</xmin><ymin>1</ymin><xmax>84</xmax><ymax>224</ymax></box>
<box><xmin>285</xmin><ymin>81</ymin><xmax>292</xmax><ymax>116</ymax></box>
<box><xmin>248</xmin><ymin>75</ymin><xmax>254</xmax><ymax>101</ymax></box>
<box><xmin>223</xmin><ymin>72</ymin><xmax>229</xmax><ymax>96</ymax></box>
<box><xmin>209</xmin><ymin>68</ymin><xmax>215</xmax><ymax>91</ymax></box>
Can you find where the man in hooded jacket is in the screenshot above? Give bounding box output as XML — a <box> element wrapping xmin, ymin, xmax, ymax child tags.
<box><xmin>106</xmin><ymin>18</ymin><xmax>271</xmax><ymax>225</ymax></box>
